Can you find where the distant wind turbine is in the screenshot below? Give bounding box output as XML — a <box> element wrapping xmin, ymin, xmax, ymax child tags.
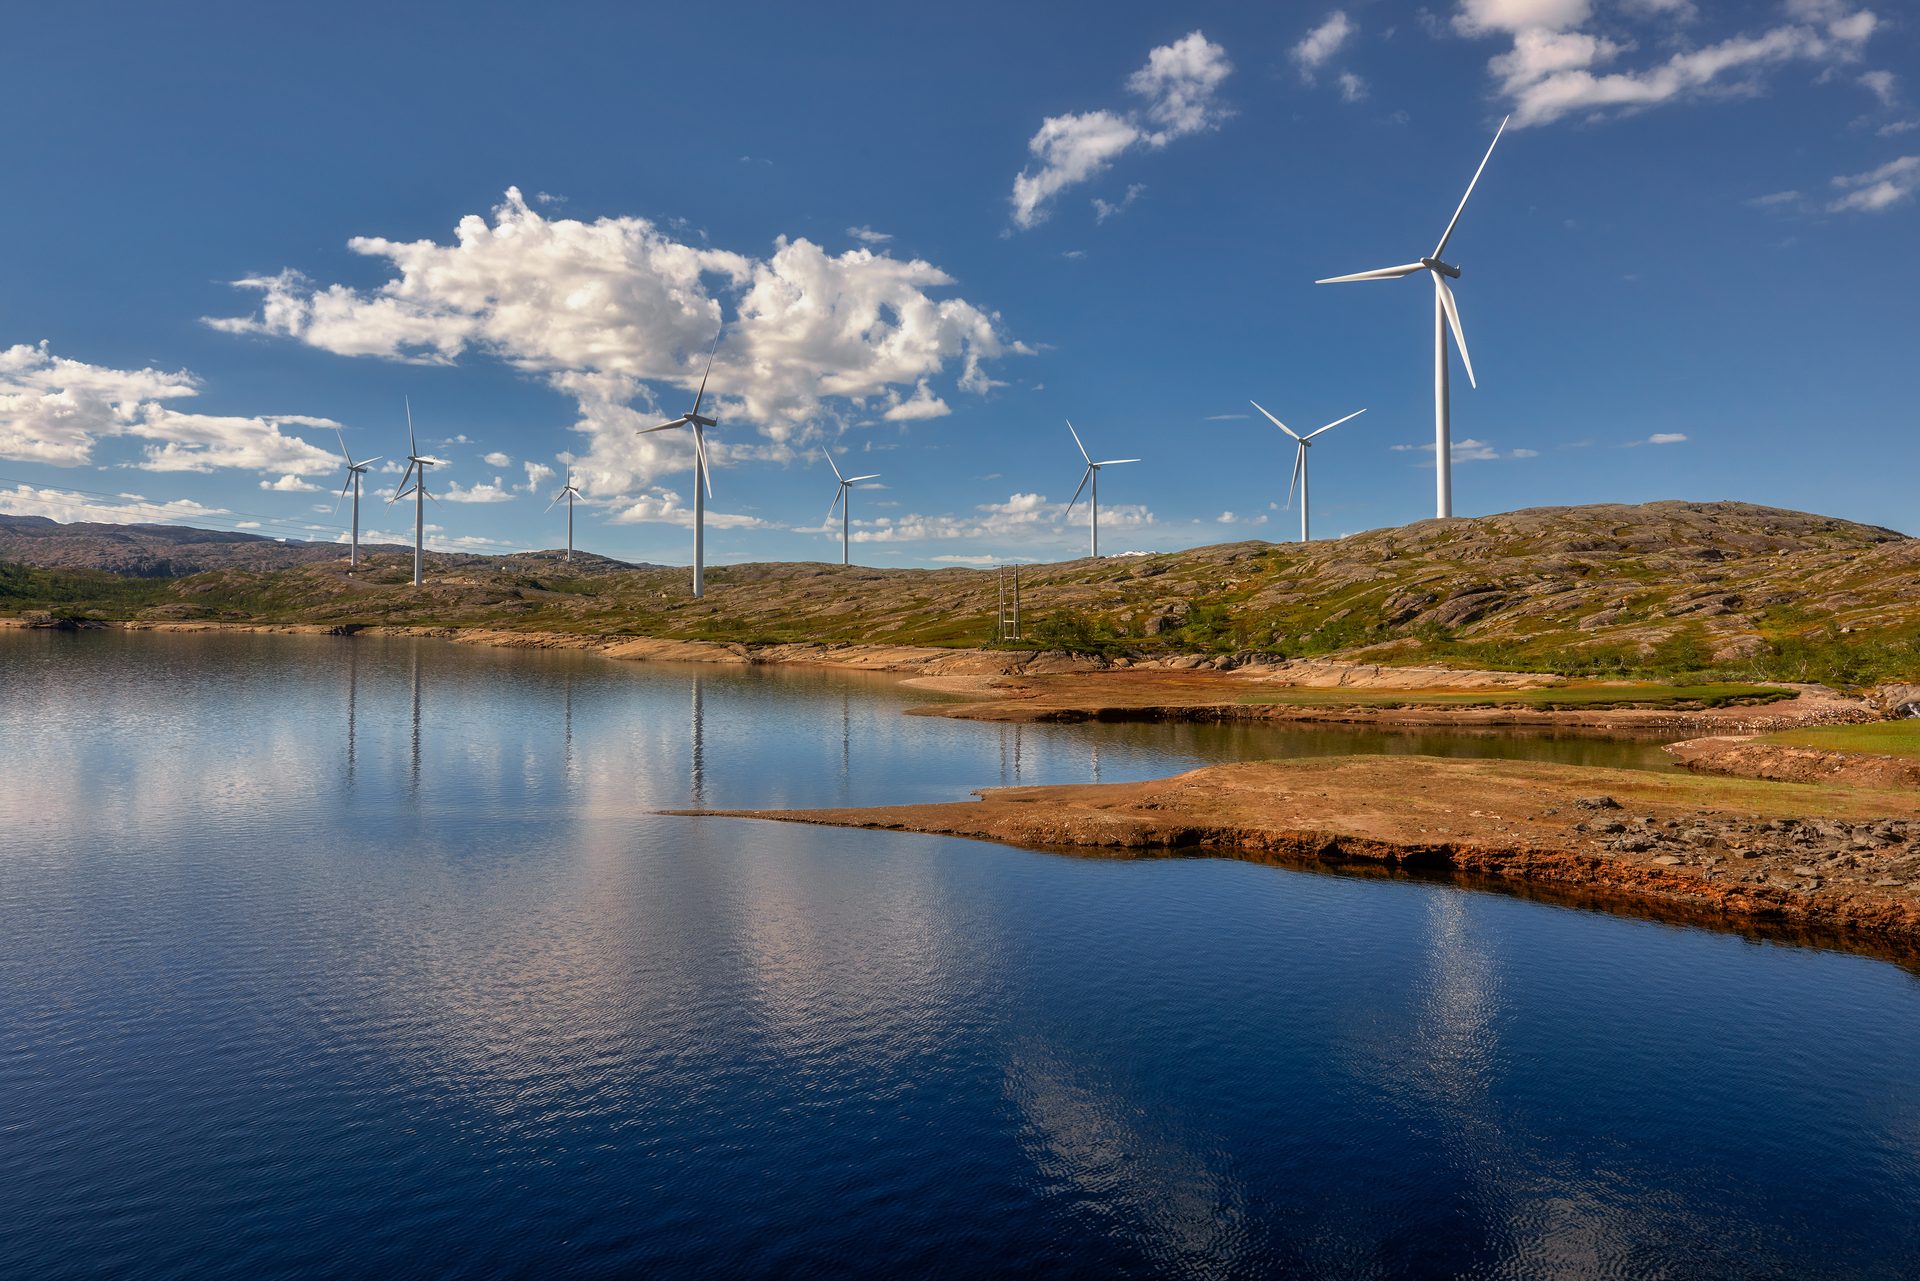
<box><xmin>546</xmin><ymin>466</ymin><xmax>581</xmax><ymax>563</ymax></box>
<box><xmin>639</xmin><ymin>333</ymin><xmax>721</xmax><ymax>598</ymax></box>
<box><xmin>1316</xmin><ymin>115</ymin><xmax>1508</xmax><ymax>520</ymax></box>
<box><xmin>386</xmin><ymin>398</ymin><xmax>447</xmax><ymax>588</ymax></box>
<box><xmin>1063</xmin><ymin>421</ymin><xmax>1139</xmax><ymax>559</ymax></box>
<box><xmin>823</xmin><ymin>450</ymin><xmax>880</xmax><ymax>567</ymax></box>
<box><xmin>332</xmin><ymin>429</ymin><xmax>381</xmax><ymax>571</ymax></box>
<box><xmin>1249</xmin><ymin>402</ymin><xmax>1366</xmax><ymax>543</ymax></box>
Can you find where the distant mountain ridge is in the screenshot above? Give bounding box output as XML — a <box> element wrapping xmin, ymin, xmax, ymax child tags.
<box><xmin>0</xmin><ymin>515</ymin><xmax>641</xmax><ymax>577</ymax></box>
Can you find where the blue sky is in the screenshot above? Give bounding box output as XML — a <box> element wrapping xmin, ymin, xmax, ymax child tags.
<box><xmin>2</xmin><ymin>0</ymin><xmax>1915</xmax><ymax>565</ymax></box>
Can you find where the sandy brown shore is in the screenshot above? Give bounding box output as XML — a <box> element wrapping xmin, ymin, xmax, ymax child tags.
<box><xmin>677</xmin><ymin>756</ymin><xmax>1920</xmax><ymax>954</ymax></box>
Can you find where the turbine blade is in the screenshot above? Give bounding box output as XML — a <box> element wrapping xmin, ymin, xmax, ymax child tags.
<box><xmin>405</xmin><ymin>396</ymin><xmax>416</xmax><ymax>458</ymax></box>
<box><xmin>1250</xmin><ymin>400</ymin><xmax>1301</xmax><ymax>440</ymax></box>
<box><xmin>333</xmin><ymin>480</ymin><xmax>349</xmax><ymax>518</ymax></box>
<box><xmin>827</xmin><ymin>486</ymin><xmax>844</xmax><ymax>522</ymax></box>
<box><xmin>1315</xmin><ymin>262</ymin><xmax>1425</xmax><ymax>284</ymax></box>
<box><xmin>639</xmin><ymin>418</ymin><xmax>687</xmax><ymax>434</ymax></box>
<box><xmin>1433</xmin><ymin>115</ymin><xmax>1509</xmax><ymax>261</ymax></box>
<box><xmin>387</xmin><ymin>461</ymin><xmax>417</xmax><ymax>503</ymax></box>
<box><xmin>1066</xmin><ymin>420</ymin><xmax>1090</xmax><ymax>464</ymax></box>
<box><xmin>823</xmin><ymin>448</ymin><xmax>844</xmax><ymax>482</ymax></box>
<box><xmin>845</xmin><ymin>474</ymin><xmax>880</xmax><ymax>483</ymax></box>
<box><xmin>358</xmin><ymin>456</ymin><xmax>382</xmax><ymax>469</ymax></box>
<box><xmin>1287</xmin><ymin>444</ymin><xmax>1304</xmax><ymax>510</ymax></box>
<box><xmin>1434</xmin><ymin>272</ymin><xmax>1476</xmax><ymax>389</ymax></box>
<box><xmin>1305</xmin><ymin>408</ymin><xmax>1367</xmax><ymax>440</ymax></box>
<box><xmin>691</xmin><ymin>329</ymin><xmax>721</xmax><ymax>417</ymax></box>
<box><xmin>693</xmin><ymin>425</ymin><xmax>713</xmax><ymax>498</ymax></box>
<box><xmin>546</xmin><ymin>491</ymin><xmax>562</xmax><ymax>513</ymax></box>
<box><xmin>1064</xmin><ymin>466</ymin><xmax>1092</xmax><ymax>516</ymax></box>
<box><xmin>1094</xmin><ymin>458</ymin><xmax>1140</xmax><ymax>466</ymax></box>
<box><xmin>335</xmin><ymin>427</ymin><xmax>354</xmax><ymax>468</ymax></box>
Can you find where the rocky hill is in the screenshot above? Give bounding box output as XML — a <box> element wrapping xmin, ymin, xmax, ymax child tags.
<box><xmin>4</xmin><ymin>501</ymin><xmax>1918</xmax><ymax>686</ymax></box>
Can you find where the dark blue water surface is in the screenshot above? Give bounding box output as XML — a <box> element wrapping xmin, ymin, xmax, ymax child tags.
<box><xmin>3</xmin><ymin>630</ymin><xmax>1918</xmax><ymax>1280</ymax></box>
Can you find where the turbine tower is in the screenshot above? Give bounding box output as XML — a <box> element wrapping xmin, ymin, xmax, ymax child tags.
<box><xmin>1316</xmin><ymin>116</ymin><xmax>1507</xmax><ymax>520</ymax></box>
<box><xmin>639</xmin><ymin>334</ymin><xmax>721</xmax><ymax>598</ymax></box>
<box><xmin>387</xmin><ymin>398</ymin><xmax>447</xmax><ymax>588</ymax></box>
<box><xmin>822</xmin><ymin>450</ymin><xmax>880</xmax><ymax>567</ymax></box>
<box><xmin>1063</xmin><ymin>421</ymin><xmax>1139</xmax><ymax>559</ymax></box>
<box><xmin>1249</xmin><ymin>402</ymin><xmax>1366</xmax><ymax>543</ymax></box>
<box><xmin>546</xmin><ymin>466</ymin><xmax>582</xmax><ymax>563</ymax></box>
<box><xmin>332</xmin><ymin>429</ymin><xmax>381</xmax><ymax>570</ymax></box>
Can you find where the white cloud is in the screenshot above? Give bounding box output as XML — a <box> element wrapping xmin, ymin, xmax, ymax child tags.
<box><xmin>236</xmin><ymin>520</ymin><xmax>262</xmax><ymax>529</ymax></box>
<box><xmin>208</xmin><ymin>189</ymin><xmax>1021</xmax><ymax>503</ymax></box>
<box><xmin>846</xmin><ymin>226</ymin><xmax>892</xmax><ymax>244</ymax></box>
<box><xmin>1215</xmin><ymin>510</ymin><xmax>1270</xmax><ymax>525</ymax></box>
<box><xmin>607</xmin><ymin>486</ymin><xmax>770</xmax><ymax>529</ymax></box>
<box><xmin>1828</xmin><ymin>154</ymin><xmax>1919</xmax><ymax>211</ymax></box>
<box><xmin>0</xmin><ymin>341</ymin><xmax>340</xmax><ymax>474</ymax></box>
<box><xmin>1747</xmin><ymin>188</ymin><xmax>1803</xmax><ymax>207</ymax></box>
<box><xmin>1622</xmin><ymin>431</ymin><xmax>1689</xmax><ymax>446</ymax></box>
<box><xmin>881</xmin><ymin>380</ymin><xmax>952</xmax><ymax>421</ymax></box>
<box><xmin>481</xmin><ymin>450</ymin><xmax>511</xmax><ymax>467</ymax></box>
<box><xmin>1393</xmin><ymin>436</ymin><xmax>1537</xmax><ymax>461</ymax></box>
<box><xmin>521</xmin><ymin>460</ymin><xmax>557</xmax><ymax>493</ymax></box>
<box><xmin>1204</xmin><ymin>412</ymin><xmax>1250</xmax><ymax>421</ymax></box>
<box><xmin>1339</xmin><ymin>72</ymin><xmax>1371</xmax><ymax>102</ymax></box>
<box><xmin>848</xmin><ymin>490</ymin><xmax>1155</xmax><ymax>544</ymax></box>
<box><xmin>1880</xmin><ymin>118</ymin><xmax>1920</xmax><ymax>136</ymax></box>
<box><xmin>443</xmin><ymin>476</ymin><xmax>515</xmax><ymax>503</ymax></box>
<box><xmin>1093</xmin><ymin>183</ymin><xmax>1147</xmax><ymax>222</ymax></box>
<box><xmin>931</xmin><ymin>553</ymin><xmax>1002</xmax><ymax>565</ymax></box>
<box><xmin>0</xmin><ymin>481</ymin><xmax>233</xmax><ymax>526</ymax></box>
<box><xmin>260</xmin><ymin>474</ymin><xmax>322</xmax><ymax>492</ymax></box>
<box><xmin>1009</xmin><ymin>32</ymin><xmax>1231</xmax><ymax>230</ymax></box>
<box><xmin>1860</xmin><ymin>68</ymin><xmax>1899</xmax><ymax>106</ymax></box>
<box><xmin>1293</xmin><ymin>12</ymin><xmax>1357</xmax><ymax>81</ymax></box>
<box><xmin>1457</xmin><ymin>0</ymin><xmax>1883</xmax><ymax>128</ymax></box>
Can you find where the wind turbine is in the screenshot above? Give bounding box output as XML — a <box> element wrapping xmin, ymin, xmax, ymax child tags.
<box><xmin>1064</xmin><ymin>421</ymin><xmax>1138</xmax><ymax>559</ymax></box>
<box><xmin>1249</xmin><ymin>402</ymin><xmax>1366</xmax><ymax>543</ymax></box>
<box><xmin>386</xmin><ymin>398</ymin><xmax>447</xmax><ymax>588</ymax></box>
<box><xmin>332</xmin><ymin>429</ymin><xmax>381</xmax><ymax>570</ymax></box>
<box><xmin>639</xmin><ymin>333</ymin><xmax>721</xmax><ymax>598</ymax></box>
<box><xmin>1316</xmin><ymin>115</ymin><xmax>1508</xmax><ymax>520</ymax></box>
<box><xmin>546</xmin><ymin>466</ymin><xmax>582</xmax><ymax>563</ymax></box>
<box><xmin>822</xmin><ymin>451</ymin><xmax>880</xmax><ymax>567</ymax></box>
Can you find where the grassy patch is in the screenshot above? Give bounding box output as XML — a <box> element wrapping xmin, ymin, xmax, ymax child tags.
<box><xmin>1759</xmin><ymin>720</ymin><xmax>1920</xmax><ymax>760</ymax></box>
<box><xmin>1240</xmin><ymin>682</ymin><xmax>1795</xmax><ymax>711</ymax></box>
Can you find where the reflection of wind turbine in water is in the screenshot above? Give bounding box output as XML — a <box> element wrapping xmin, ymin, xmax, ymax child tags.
<box><xmin>345</xmin><ymin>641</ymin><xmax>359</xmax><ymax>787</ymax></box>
<box><xmin>562</xmin><ymin>672</ymin><xmax>576</xmax><ymax>780</ymax></box>
<box><xmin>1248</xmin><ymin>402</ymin><xmax>1367</xmax><ymax>543</ymax></box>
<box><xmin>409</xmin><ymin>647</ymin><xmax>422</xmax><ymax>791</ymax></box>
<box><xmin>1316</xmin><ymin>116</ymin><xmax>1508</xmax><ymax>520</ymax></box>
<box><xmin>689</xmin><ymin>677</ymin><xmax>706</xmax><ymax>806</ymax></box>
<box><xmin>840</xmin><ymin>691</ymin><xmax>852</xmax><ymax>803</ymax></box>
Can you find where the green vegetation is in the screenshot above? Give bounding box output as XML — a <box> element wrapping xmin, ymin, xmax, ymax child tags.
<box><xmin>4</xmin><ymin>501</ymin><xmax>1918</xmax><ymax>692</ymax></box>
<box><xmin>1759</xmin><ymin>721</ymin><xmax>1920</xmax><ymax>760</ymax></box>
<box><xmin>1239</xmin><ymin>682</ymin><xmax>1796</xmax><ymax>712</ymax></box>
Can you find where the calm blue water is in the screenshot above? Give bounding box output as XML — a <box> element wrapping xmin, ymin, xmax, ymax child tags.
<box><xmin>2</xmin><ymin>630</ymin><xmax>1917</xmax><ymax>1280</ymax></box>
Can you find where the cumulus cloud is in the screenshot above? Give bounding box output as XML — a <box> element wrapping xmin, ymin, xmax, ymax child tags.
<box><xmin>521</xmin><ymin>460</ymin><xmax>557</xmax><ymax>493</ymax></box>
<box><xmin>1859</xmin><ymin>68</ymin><xmax>1899</xmax><ymax>106</ymax></box>
<box><xmin>847</xmin><ymin>490</ymin><xmax>1154</xmax><ymax>545</ymax></box>
<box><xmin>881</xmin><ymin>380</ymin><xmax>951</xmax><ymax>421</ymax></box>
<box><xmin>0</xmin><ymin>341</ymin><xmax>339</xmax><ymax>474</ymax></box>
<box><xmin>443</xmin><ymin>476</ymin><xmax>515</xmax><ymax>503</ymax></box>
<box><xmin>846</xmin><ymin>226</ymin><xmax>892</xmax><ymax>244</ymax></box>
<box><xmin>607</xmin><ymin>486</ymin><xmax>770</xmax><ymax>529</ymax></box>
<box><xmin>1009</xmin><ymin>32</ymin><xmax>1231</xmax><ymax>230</ymax></box>
<box><xmin>1828</xmin><ymin>154</ymin><xmax>1919</xmax><ymax>211</ymax></box>
<box><xmin>1294</xmin><ymin>12</ymin><xmax>1356</xmax><ymax>74</ymax></box>
<box><xmin>208</xmin><ymin>188</ymin><xmax>1021</xmax><ymax>504</ymax></box>
<box><xmin>481</xmin><ymin>450</ymin><xmax>511</xmax><ymax>467</ymax></box>
<box><xmin>260</xmin><ymin>474</ymin><xmax>322</xmax><ymax>492</ymax></box>
<box><xmin>1455</xmin><ymin>0</ymin><xmax>1883</xmax><ymax>128</ymax></box>
<box><xmin>0</xmin><ymin>481</ymin><xmax>233</xmax><ymax>526</ymax></box>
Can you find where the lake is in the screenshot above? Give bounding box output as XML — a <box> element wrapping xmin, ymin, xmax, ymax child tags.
<box><xmin>3</xmin><ymin>630</ymin><xmax>1917</xmax><ymax>1279</ymax></box>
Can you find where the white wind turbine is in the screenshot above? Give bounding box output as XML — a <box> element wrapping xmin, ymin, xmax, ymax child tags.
<box><xmin>1063</xmin><ymin>421</ymin><xmax>1139</xmax><ymax>560</ymax></box>
<box><xmin>639</xmin><ymin>334</ymin><xmax>721</xmax><ymax>598</ymax></box>
<box><xmin>332</xmin><ymin>429</ymin><xmax>381</xmax><ymax>571</ymax></box>
<box><xmin>1316</xmin><ymin>115</ymin><xmax>1508</xmax><ymax>520</ymax></box>
<box><xmin>386</xmin><ymin>398</ymin><xmax>447</xmax><ymax>588</ymax></box>
<box><xmin>822</xmin><ymin>451</ymin><xmax>880</xmax><ymax>567</ymax></box>
<box><xmin>546</xmin><ymin>466</ymin><xmax>582</xmax><ymax>563</ymax></box>
<box><xmin>1248</xmin><ymin>402</ymin><xmax>1366</xmax><ymax>543</ymax></box>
